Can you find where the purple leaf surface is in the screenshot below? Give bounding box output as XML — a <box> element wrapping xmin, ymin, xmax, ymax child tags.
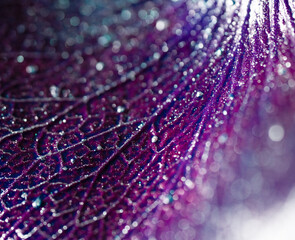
<box><xmin>1</xmin><ymin>0</ymin><xmax>295</xmax><ymax>239</ymax></box>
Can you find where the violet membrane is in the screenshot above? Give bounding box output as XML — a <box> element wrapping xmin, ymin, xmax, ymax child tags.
<box><xmin>1</xmin><ymin>0</ymin><xmax>295</xmax><ymax>239</ymax></box>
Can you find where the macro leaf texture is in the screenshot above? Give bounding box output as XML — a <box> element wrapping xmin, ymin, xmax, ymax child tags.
<box><xmin>1</xmin><ymin>0</ymin><xmax>295</xmax><ymax>239</ymax></box>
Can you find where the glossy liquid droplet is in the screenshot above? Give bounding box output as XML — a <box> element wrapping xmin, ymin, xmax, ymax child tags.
<box><xmin>151</xmin><ymin>135</ymin><xmax>158</xmax><ymax>143</ymax></box>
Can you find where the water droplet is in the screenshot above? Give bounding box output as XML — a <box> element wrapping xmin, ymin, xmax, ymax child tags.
<box><xmin>70</xmin><ymin>16</ymin><xmax>80</xmax><ymax>27</ymax></box>
<box><xmin>162</xmin><ymin>45</ymin><xmax>169</xmax><ymax>52</ymax></box>
<box><xmin>218</xmin><ymin>133</ymin><xmax>228</xmax><ymax>144</ymax></box>
<box><xmin>98</xmin><ymin>35</ymin><xmax>111</xmax><ymax>47</ymax></box>
<box><xmin>175</xmin><ymin>28</ymin><xmax>182</xmax><ymax>36</ymax></box>
<box><xmin>121</xmin><ymin>9</ymin><xmax>131</xmax><ymax>20</ymax></box>
<box><xmin>132</xmin><ymin>221</ymin><xmax>138</xmax><ymax>227</ymax></box>
<box><xmin>122</xmin><ymin>225</ymin><xmax>130</xmax><ymax>235</ymax></box>
<box><xmin>116</xmin><ymin>106</ymin><xmax>125</xmax><ymax>113</ymax></box>
<box><xmin>185</xmin><ymin>179</ymin><xmax>195</xmax><ymax>189</ymax></box>
<box><xmin>50</xmin><ymin>85</ymin><xmax>59</xmax><ymax>98</ymax></box>
<box><xmin>61</xmin><ymin>51</ymin><xmax>69</xmax><ymax>59</ymax></box>
<box><xmin>153</xmin><ymin>52</ymin><xmax>160</xmax><ymax>60</ymax></box>
<box><xmin>215</xmin><ymin>48</ymin><xmax>222</xmax><ymax>57</ymax></box>
<box><xmin>21</xmin><ymin>192</ymin><xmax>27</xmax><ymax>199</ymax></box>
<box><xmin>156</xmin><ymin>19</ymin><xmax>168</xmax><ymax>31</ymax></box>
<box><xmin>151</xmin><ymin>135</ymin><xmax>158</xmax><ymax>143</ymax></box>
<box><xmin>96</xmin><ymin>62</ymin><xmax>104</xmax><ymax>71</ymax></box>
<box><xmin>26</xmin><ymin>65</ymin><xmax>38</xmax><ymax>74</ymax></box>
<box><xmin>32</xmin><ymin>197</ymin><xmax>42</xmax><ymax>208</ymax></box>
<box><xmin>97</xmin><ymin>145</ymin><xmax>102</xmax><ymax>150</ymax></box>
<box><xmin>278</xmin><ymin>64</ymin><xmax>286</xmax><ymax>75</ymax></box>
<box><xmin>268</xmin><ymin>124</ymin><xmax>284</xmax><ymax>142</ymax></box>
<box><xmin>56</xmin><ymin>0</ymin><xmax>70</xmax><ymax>9</ymax></box>
<box><xmin>196</xmin><ymin>91</ymin><xmax>203</xmax><ymax>98</ymax></box>
<box><xmin>264</xmin><ymin>86</ymin><xmax>270</xmax><ymax>92</ymax></box>
<box><xmin>17</xmin><ymin>55</ymin><xmax>24</xmax><ymax>63</ymax></box>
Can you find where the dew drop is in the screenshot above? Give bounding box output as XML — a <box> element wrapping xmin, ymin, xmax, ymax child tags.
<box><xmin>286</xmin><ymin>62</ymin><xmax>291</xmax><ymax>68</ymax></box>
<box><xmin>162</xmin><ymin>45</ymin><xmax>169</xmax><ymax>52</ymax></box>
<box><xmin>268</xmin><ymin>124</ymin><xmax>284</xmax><ymax>142</ymax></box>
<box><xmin>215</xmin><ymin>48</ymin><xmax>222</xmax><ymax>57</ymax></box>
<box><xmin>156</xmin><ymin>19</ymin><xmax>168</xmax><ymax>31</ymax></box>
<box><xmin>70</xmin><ymin>16</ymin><xmax>80</xmax><ymax>27</ymax></box>
<box><xmin>32</xmin><ymin>197</ymin><xmax>42</xmax><ymax>208</ymax></box>
<box><xmin>97</xmin><ymin>145</ymin><xmax>102</xmax><ymax>151</ymax></box>
<box><xmin>122</xmin><ymin>225</ymin><xmax>130</xmax><ymax>234</ymax></box>
<box><xmin>218</xmin><ymin>133</ymin><xmax>228</xmax><ymax>144</ymax></box>
<box><xmin>121</xmin><ymin>9</ymin><xmax>131</xmax><ymax>20</ymax></box>
<box><xmin>50</xmin><ymin>85</ymin><xmax>59</xmax><ymax>98</ymax></box>
<box><xmin>132</xmin><ymin>221</ymin><xmax>138</xmax><ymax>227</ymax></box>
<box><xmin>116</xmin><ymin>106</ymin><xmax>125</xmax><ymax>113</ymax></box>
<box><xmin>153</xmin><ymin>52</ymin><xmax>160</xmax><ymax>60</ymax></box>
<box><xmin>98</xmin><ymin>35</ymin><xmax>111</xmax><ymax>47</ymax></box>
<box><xmin>21</xmin><ymin>192</ymin><xmax>27</xmax><ymax>199</ymax></box>
<box><xmin>61</xmin><ymin>51</ymin><xmax>69</xmax><ymax>59</ymax></box>
<box><xmin>196</xmin><ymin>91</ymin><xmax>203</xmax><ymax>98</ymax></box>
<box><xmin>185</xmin><ymin>179</ymin><xmax>195</xmax><ymax>189</ymax></box>
<box><xmin>17</xmin><ymin>55</ymin><xmax>24</xmax><ymax>63</ymax></box>
<box><xmin>264</xmin><ymin>86</ymin><xmax>270</xmax><ymax>92</ymax></box>
<box><xmin>26</xmin><ymin>65</ymin><xmax>38</xmax><ymax>74</ymax></box>
<box><xmin>96</xmin><ymin>62</ymin><xmax>104</xmax><ymax>71</ymax></box>
<box><xmin>151</xmin><ymin>135</ymin><xmax>158</xmax><ymax>143</ymax></box>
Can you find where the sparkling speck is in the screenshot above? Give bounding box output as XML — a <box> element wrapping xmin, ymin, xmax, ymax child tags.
<box><xmin>286</xmin><ymin>62</ymin><xmax>291</xmax><ymax>68</ymax></box>
<box><xmin>50</xmin><ymin>85</ymin><xmax>59</xmax><ymax>98</ymax></box>
<box><xmin>98</xmin><ymin>35</ymin><xmax>111</xmax><ymax>47</ymax></box>
<box><xmin>268</xmin><ymin>124</ymin><xmax>285</xmax><ymax>142</ymax></box>
<box><xmin>17</xmin><ymin>55</ymin><xmax>24</xmax><ymax>63</ymax></box>
<box><xmin>185</xmin><ymin>179</ymin><xmax>195</xmax><ymax>189</ymax></box>
<box><xmin>26</xmin><ymin>65</ymin><xmax>38</xmax><ymax>74</ymax></box>
<box><xmin>96</xmin><ymin>62</ymin><xmax>104</xmax><ymax>71</ymax></box>
<box><xmin>218</xmin><ymin>133</ymin><xmax>228</xmax><ymax>144</ymax></box>
<box><xmin>32</xmin><ymin>197</ymin><xmax>42</xmax><ymax>208</ymax></box>
<box><xmin>196</xmin><ymin>91</ymin><xmax>204</xmax><ymax>98</ymax></box>
<box><xmin>97</xmin><ymin>145</ymin><xmax>102</xmax><ymax>150</ymax></box>
<box><xmin>121</xmin><ymin>9</ymin><xmax>131</xmax><ymax>20</ymax></box>
<box><xmin>156</xmin><ymin>19</ymin><xmax>168</xmax><ymax>31</ymax></box>
<box><xmin>153</xmin><ymin>52</ymin><xmax>160</xmax><ymax>60</ymax></box>
<box><xmin>151</xmin><ymin>135</ymin><xmax>158</xmax><ymax>143</ymax></box>
<box><xmin>117</xmin><ymin>106</ymin><xmax>125</xmax><ymax>113</ymax></box>
<box><xmin>70</xmin><ymin>16</ymin><xmax>80</xmax><ymax>27</ymax></box>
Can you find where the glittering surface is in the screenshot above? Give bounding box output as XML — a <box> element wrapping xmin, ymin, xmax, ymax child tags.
<box><xmin>1</xmin><ymin>0</ymin><xmax>295</xmax><ymax>239</ymax></box>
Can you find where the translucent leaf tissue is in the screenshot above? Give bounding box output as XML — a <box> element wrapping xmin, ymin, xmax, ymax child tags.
<box><xmin>1</xmin><ymin>0</ymin><xmax>295</xmax><ymax>239</ymax></box>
